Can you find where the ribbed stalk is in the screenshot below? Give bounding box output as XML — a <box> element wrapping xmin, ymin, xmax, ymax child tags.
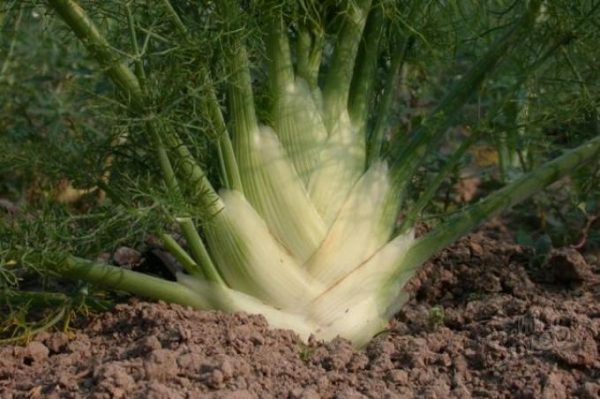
<box><xmin>367</xmin><ymin>36</ymin><xmax>413</xmax><ymax>165</ymax></box>
<box><xmin>296</xmin><ymin>25</ymin><xmax>324</xmax><ymax>93</ymax></box>
<box><xmin>307</xmin><ymin>109</ymin><xmax>365</xmax><ymax>226</ymax></box>
<box><xmin>322</xmin><ymin>0</ymin><xmax>373</xmax><ymax>130</ymax></box>
<box><xmin>310</xmin><ymin>230</ymin><xmax>415</xmax><ymax>346</ymax></box>
<box><xmin>57</xmin><ymin>256</ymin><xmax>212</xmax><ymax>309</ymax></box>
<box><xmin>395</xmin><ymin>134</ymin><xmax>600</xmax><ymax>284</ymax></box>
<box><xmin>225</xmin><ymin>125</ymin><xmax>327</xmax><ymax>263</ymax></box>
<box><xmin>47</xmin><ymin>0</ymin><xmax>144</xmax><ymax>111</ymax></box>
<box><xmin>204</xmin><ymin>81</ymin><xmax>243</xmax><ymax>192</ymax></box>
<box><xmin>204</xmin><ymin>190</ymin><xmax>322</xmax><ymax>312</ymax></box>
<box><xmin>227</xmin><ymin>44</ymin><xmax>260</xmax><ymax>156</ymax></box>
<box><xmin>308</xmin><ymin>0</ymin><xmax>373</xmax><ymax>224</ymax></box>
<box><xmin>151</xmin><ymin>129</ymin><xmax>222</xmax><ymax>282</ymax></box>
<box><xmin>177</xmin><ymin>217</ymin><xmax>223</xmax><ymax>284</ymax></box>
<box><xmin>400</xmin><ymin>130</ymin><xmax>480</xmax><ymax>231</ymax></box>
<box><xmin>390</xmin><ymin>0</ymin><xmax>543</xmax><ymax>184</ymax></box>
<box><xmin>160</xmin><ymin>233</ymin><xmax>201</xmax><ymax>276</ymax></box>
<box><xmin>224</xmin><ymin>30</ymin><xmax>327</xmax><ymax>261</ymax></box>
<box><xmin>348</xmin><ymin>5</ymin><xmax>384</xmax><ymax>136</ymax></box>
<box><xmin>266</xmin><ymin>13</ymin><xmax>295</xmax><ymax>108</ymax></box>
<box><xmin>267</xmin><ymin>14</ymin><xmax>328</xmax><ymax>184</ymax></box>
<box><xmin>273</xmin><ymin>79</ymin><xmax>328</xmax><ymax>184</ymax></box>
<box><xmin>177</xmin><ymin>274</ymin><xmax>317</xmax><ymax>340</ymax></box>
<box><xmin>162</xmin><ymin>131</ymin><xmax>222</xmax><ymax>214</ymax></box>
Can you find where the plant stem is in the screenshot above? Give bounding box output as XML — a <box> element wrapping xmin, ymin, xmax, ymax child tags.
<box><xmin>367</xmin><ymin>35</ymin><xmax>414</xmax><ymax>165</ymax></box>
<box><xmin>125</xmin><ymin>3</ymin><xmax>147</xmax><ymax>92</ymax></box>
<box><xmin>266</xmin><ymin>12</ymin><xmax>295</xmax><ymax>107</ymax></box>
<box><xmin>322</xmin><ymin>0</ymin><xmax>372</xmax><ymax>130</ymax></box>
<box><xmin>48</xmin><ymin>0</ymin><xmax>222</xmax><ymax>214</ymax></box>
<box><xmin>389</xmin><ymin>0</ymin><xmax>542</xmax><ymax>184</ymax></box>
<box><xmin>226</xmin><ymin>44</ymin><xmax>259</xmax><ymax>156</ymax></box>
<box><xmin>148</xmin><ymin>120</ymin><xmax>222</xmax><ymax>214</ymax></box>
<box><xmin>159</xmin><ymin>233</ymin><xmax>201</xmax><ymax>276</ymax></box>
<box><xmin>396</xmin><ymin>134</ymin><xmax>600</xmax><ymax>280</ymax></box>
<box><xmin>216</xmin><ymin>0</ymin><xmax>259</xmax><ymax>147</ymax></box>
<box><xmin>495</xmin><ymin>36</ymin><xmax>569</xmax><ymax>181</ymax></box>
<box><xmin>296</xmin><ymin>24</ymin><xmax>323</xmax><ymax>93</ymax></box>
<box><xmin>204</xmin><ymin>80</ymin><xmax>243</xmax><ymax>192</ymax></box>
<box><xmin>139</xmin><ymin>132</ymin><xmax>220</xmax><ymax>281</ymax></box>
<box><xmin>348</xmin><ymin>5</ymin><xmax>383</xmax><ymax>134</ymax></box>
<box><xmin>177</xmin><ymin>217</ymin><xmax>224</xmax><ymax>284</ymax></box>
<box><xmin>56</xmin><ymin>256</ymin><xmax>211</xmax><ymax>309</ymax></box>
<box><xmin>47</xmin><ymin>0</ymin><xmax>145</xmax><ymax>110</ymax></box>
<box><xmin>160</xmin><ymin>0</ymin><xmax>188</xmax><ymax>38</ymax></box>
<box><xmin>400</xmin><ymin>129</ymin><xmax>481</xmax><ymax>231</ymax></box>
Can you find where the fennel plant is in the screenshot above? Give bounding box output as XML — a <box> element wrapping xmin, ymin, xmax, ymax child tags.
<box><xmin>2</xmin><ymin>0</ymin><xmax>599</xmax><ymax>346</ymax></box>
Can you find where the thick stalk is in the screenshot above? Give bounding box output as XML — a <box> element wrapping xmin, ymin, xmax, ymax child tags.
<box><xmin>495</xmin><ymin>36</ymin><xmax>569</xmax><ymax>181</ymax></box>
<box><xmin>400</xmin><ymin>130</ymin><xmax>480</xmax><ymax>231</ymax></box>
<box><xmin>389</xmin><ymin>0</ymin><xmax>542</xmax><ymax>184</ymax></box>
<box><xmin>56</xmin><ymin>256</ymin><xmax>211</xmax><ymax>309</ymax></box>
<box><xmin>153</xmin><ymin>131</ymin><xmax>221</xmax><ymax>282</ymax></box>
<box><xmin>401</xmin><ymin>32</ymin><xmax>564</xmax><ymax>229</ymax></box>
<box><xmin>266</xmin><ymin>10</ymin><xmax>328</xmax><ymax>183</ymax></box>
<box><xmin>367</xmin><ymin>36</ymin><xmax>413</xmax><ymax>165</ymax></box>
<box><xmin>158</xmin><ymin>1</ymin><xmax>240</xmax><ymax>193</ymax></box>
<box><xmin>160</xmin><ymin>233</ymin><xmax>201</xmax><ymax>276</ymax></box>
<box><xmin>49</xmin><ymin>0</ymin><xmax>225</xmax><ymax>289</ymax></box>
<box><xmin>217</xmin><ymin>0</ymin><xmax>258</xmax><ymax>148</ymax></box>
<box><xmin>162</xmin><ymin>0</ymin><xmax>240</xmax><ymax>193</ymax></box>
<box><xmin>296</xmin><ymin>26</ymin><xmax>323</xmax><ymax>93</ymax></box>
<box><xmin>47</xmin><ymin>0</ymin><xmax>144</xmax><ymax>110</ymax></box>
<box><xmin>366</xmin><ymin>0</ymin><xmax>419</xmax><ymax>164</ymax></box>
<box><xmin>177</xmin><ymin>217</ymin><xmax>224</xmax><ymax>284</ymax></box>
<box><xmin>266</xmin><ymin>13</ymin><xmax>295</xmax><ymax>108</ymax></box>
<box><xmin>226</xmin><ymin>45</ymin><xmax>259</xmax><ymax>157</ymax></box>
<box><xmin>396</xmin><ymin>134</ymin><xmax>600</xmax><ymax>281</ymax></box>
<box><xmin>215</xmin><ymin>3</ymin><xmax>328</xmax><ymax>260</ymax></box>
<box><xmin>204</xmin><ymin>82</ymin><xmax>243</xmax><ymax>192</ymax></box>
<box><xmin>150</xmin><ymin>121</ymin><xmax>222</xmax><ymax>215</ymax></box>
<box><xmin>44</xmin><ymin>255</ymin><xmax>317</xmax><ymax>340</ymax></box>
<box><xmin>268</xmin><ymin>12</ymin><xmax>328</xmax><ymax>184</ymax></box>
<box><xmin>216</xmin><ymin>142</ymin><xmax>230</xmax><ymax>189</ymax></box>
<box><xmin>348</xmin><ymin>5</ymin><xmax>384</xmax><ymax>137</ymax></box>
<box><xmin>322</xmin><ymin>0</ymin><xmax>373</xmax><ymax>131</ymax></box>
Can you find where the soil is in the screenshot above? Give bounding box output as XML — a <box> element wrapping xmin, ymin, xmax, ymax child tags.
<box><xmin>1</xmin><ymin>221</ymin><xmax>599</xmax><ymax>398</ymax></box>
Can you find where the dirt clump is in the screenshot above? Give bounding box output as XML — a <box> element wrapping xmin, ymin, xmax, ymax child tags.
<box><xmin>1</xmin><ymin>222</ymin><xmax>599</xmax><ymax>398</ymax></box>
<box><xmin>543</xmin><ymin>247</ymin><xmax>596</xmax><ymax>285</ymax></box>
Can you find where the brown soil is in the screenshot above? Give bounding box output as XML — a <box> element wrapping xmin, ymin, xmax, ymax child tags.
<box><xmin>1</xmin><ymin>222</ymin><xmax>599</xmax><ymax>398</ymax></box>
